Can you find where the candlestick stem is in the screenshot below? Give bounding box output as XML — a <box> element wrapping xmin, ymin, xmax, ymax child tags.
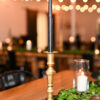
<box><xmin>48</xmin><ymin>0</ymin><xmax>53</xmax><ymax>52</ymax></box>
<box><xmin>46</xmin><ymin>52</ymin><xmax>56</xmax><ymax>100</ymax></box>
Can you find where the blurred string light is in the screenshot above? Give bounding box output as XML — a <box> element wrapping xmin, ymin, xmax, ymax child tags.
<box><xmin>61</xmin><ymin>5</ymin><xmax>69</xmax><ymax>11</ymax></box>
<box><xmin>80</xmin><ymin>7</ymin><xmax>85</xmax><ymax>13</ymax></box>
<box><xmin>55</xmin><ymin>5</ymin><xmax>61</xmax><ymax>11</ymax></box>
<box><xmin>90</xmin><ymin>36</ymin><xmax>96</xmax><ymax>42</ymax></box>
<box><xmin>36</xmin><ymin>0</ymin><xmax>41</xmax><ymax>2</ymax></box>
<box><xmin>96</xmin><ymin>0</ymin><xmax>100</xmax><ymax>3</ymax></box>
<box><xmin>92</xmin><ymin>4</ymin><xmax>97</xmax><ymax>10</ymax></box>
<box><xmin>97</xmin><ymin>8</ymin><xmax>100</xmax><ymax>13</ymax></box>
<box><xmin>88</xmin><ymin>7</ymin><xmax>93</xmax><ymax>13</ymax></box>
<box><xmin>58</xmin><ymin>0</ymin><xmax>63</xmax><ymax>3</ymax></box>
<box><xmin>76</xmin><ymin>5</ymin><xmax>81</xmax><ymax>10</ymax></box>
<box><xmin>25</xmin><ymin>0</ymin><xmax>29</xmax><ymax>2</ymax></box>
<box><xmin>95</xmin><ymin>48</ymin><xmax>100</xmax><ymax>55</ymax></box>
<box><xmin>83</xmin><ymin>0</ymin><xmax>88</xmax><ymax>3</ymax></box>
<box><xmin>69</xmin><ymin>36</ymin><xmax>75</xmax><ymax>43</ymax></box>
<box><xmin>70</xmin><ymin>0</ymin><xmax>76</xmax><ymax>3</ymax></box>
<box><xmin>14</xmin><ymin>0</ymin><xmax>100</xmax><ymax>3</ymax></box>
<box><xmin>69</xmin><ymin>5</ymin><xmax>74</xmax><ymax>10</ymax></box>
<box><xmin>84</xmin><ymin>4</ymin><xmax>88</xmax><ymax>10</ymax></box>
<box><xmin>13</xmin><ymin>0</ymin><xmax>100</xmax><ymax>14</ymax></box>
<box><xmin>5</xmin><ymin>38</ymin><xmax>11</xmax><ymax>44</ymax></box>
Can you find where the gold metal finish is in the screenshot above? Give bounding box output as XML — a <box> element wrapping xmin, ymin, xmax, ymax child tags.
<box><xmin>46</xmin><ymin>52</ymin><xmax>56</xmax><ymax>100</ymax></box>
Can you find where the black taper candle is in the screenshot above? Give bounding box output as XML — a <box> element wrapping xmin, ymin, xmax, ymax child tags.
<box><xmin>48</xmin><ymin>0</ymin><xmax>53</xmax><ymax>52</ymax></box>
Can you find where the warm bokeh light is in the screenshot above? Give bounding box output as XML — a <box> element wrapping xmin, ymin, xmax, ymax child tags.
<box><xmin>88</xmin><ymin>7</ymin><xmax>93</xmax><ymax>13</ymax></box>
<box><xmin>83</xmin><ymin>5</ymin><xmax>88</xmax><ymax>10</ymax></box>
<box><xmin>26</xmin><ymin>40</ymin><xmax>32</xmax><ymax>50</ymax></box>
<box><xmin>90</xmin><ymin>36</ymin><xmax>96</xmax><ymax>42</ymax></box>
<box><xmin>70</xmin><ymin>0</ymin><xmax>76</xmax><ymax>3</ymax></box>
<box><xmin>55</xmin><ymin>5</ymin><xmax>61</xmax><ymax>11</ymax></box>
<box><xmin>76</xmin><ymin>5</ymin><xmax>81</xmax><ymax>10</ymax></box>
<box><xmin>7</xmin><ymin>46</ymin><xmax>12</xmax><ymax>51</ymax></box>
<box><xmin>97</xmin><ymin>8</ymin><xmax>100</xmax><ymax>13</ymax></box>
<box><xmin>97</xmin><ymin>18</ymin><xmax>100</xmax><ymax>24</ymax></box>
<box><xmin>0</xmin><ymin>42</ymin><xmax>3</xmax><ymax>50</ymax></box>
<box><xmin>26</xmin><ymin>40</ymin><xmax>32</xmax><ymax>44</ymax></box>
<box><xmin>37</xmin><ymin>48</ymin><xmax>42</xmax><ymax>53</ymax></box>
<box><xmin>25</xmin><ymin>0</ymin><xmax>29</xmax><ymax>2</ymax></box>
<box><xmin>95</xmin><ymin>49</ymin><xmax>100</xmax><ymax>55</ymax></box>
<box><xmin>92</xmin><ymin>4</ymin><xmax>97</xmax><ymax>10</ymax></box>
<box><xmin>52</xmin><ymin>4</ymin><xmax>55</xmax><ymax>9</ymax></box>
<box><xmin>69</xmin><ymin>36</ymin><xmax>75</xmax><ymax>43</ymax></box>
<box><xmin>80</xmin><ymin>7</ymin><xmax>85</xmax><ymax>13</ymax></box>
<box><xmin>61</xmin><ymin>5</ymin><xmax>69</xmax><ymax>11</ymax></box>
<box><xmin>36</xmin><ymin>0</ymin><xmax>40</xmax><ymax>2</ymax></box>
<box><xmin>69</xmin><ymin>5</ymin><xmax>73</xmax><ymax>10</ymax></box>
<box><xmin>83</xmin><ymin>0</ymin><xmax>88</xmax><ymax>3</ymax></box>
<box><xmin>65</xmin><ymin>6</ymin><xmax>69</xmax><ymax>11</ymax></box>
<box><xmin>58</xmin><ymin>0</ymin><xmax>63</xmax><ymax>3</ymax></box>
<box><xmin>5</xmin><ymin>38</ymin><xmax>11</xmax><ymax>44</ymax></box>
<box><xmin>61</xmin><ymin>5</ymin><xmax>66</xmax><ymax>10</ymax></box>
<box><xmin>96</xmin><ymin>0</ymin><xmax>100</xmax><ymax>3</ymax></box>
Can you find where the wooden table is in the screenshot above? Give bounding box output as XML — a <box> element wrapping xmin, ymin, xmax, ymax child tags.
<box><xmin>0</xmin><ymin>70</ymin><xmax>95</xmax><ymax>100</ymax></box>
<box><xmin>0</xmin><ymin>51</ymin><xmax>81</xmax><ymax>77</ymax></box>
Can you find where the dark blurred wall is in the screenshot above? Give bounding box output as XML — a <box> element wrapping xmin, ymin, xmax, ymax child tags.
<box><xmin>27</xmin><ymin>9</ymin><xmax>37</xmax><ymax>47</ymax></box>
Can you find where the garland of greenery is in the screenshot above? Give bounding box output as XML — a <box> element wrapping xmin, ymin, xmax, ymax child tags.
<box><xmin>53</xmin><ymin>76</ymin><xmax>100</xmax><ymax>100</ymax></box>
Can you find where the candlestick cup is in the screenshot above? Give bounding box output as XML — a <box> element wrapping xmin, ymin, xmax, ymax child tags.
<box><xmin>73</xmin><ymin>59</ymin><xmax>89</xmax><ymax>92</ymax></box>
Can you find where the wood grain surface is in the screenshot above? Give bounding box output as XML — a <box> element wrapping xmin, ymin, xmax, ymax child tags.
<box><xmin>0</xmin><ymin>70</ymin><xmax>95</xmax><ymax>100</ymax></box>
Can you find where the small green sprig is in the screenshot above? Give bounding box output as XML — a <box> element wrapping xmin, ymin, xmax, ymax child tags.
<box><xmin>54</xmin><ymin>76</ymin><xmax>100</xmax><ymax>100</ymax></box>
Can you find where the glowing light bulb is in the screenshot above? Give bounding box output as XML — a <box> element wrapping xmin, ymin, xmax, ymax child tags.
<box><xmin>61</xmin><ymin>5</ymin><xmax>66</xmax><ymax>10</ymax></box>
<box><xmin>84</xmin><ymin>5</ymin><xmax>88</xmax><ymax>10</ymax></box>
<box><xmin>80</xmin><ymin>7</ymin><xmax>85</xmax><ymax>13</ymax></box>
<box><xmin>69</xmin><ymin>5</ymin><xmax>73</xmax><ymax>10</ymax></box>
<box><xmin>36</xmin><ymin>0</ymin><xmax>40</xmax><ymax>2</ymax></box>
<box><xmin>97</xmin><ymin>18</ymin><xmax>100</xmax><ymax>24</ymax></box>
<box><xmin>90</xmin><ymin>36</ymin><xmax>96</xmax><ymax>42</ymax></box>
<box><xmin>55</xmin><ymin>5</ymin><xmax>61</xmax><ymax>11</ymax></box>
<box><xmin>95</xmin><ymin>49</ymin><xmax>99</xmax><ymax>55</ymax></box>
<box><xmin>83</xmin><ymin>0</ymin><xmax>88</xmax><ymax>3</ymax></box>
<box><xmin>25</xmin><ymin>0</ymin><xmax>29</xmax><ymax>1</ymax></box>
<box><xmin>64</xmin><ymin>6</ymin><xmax>69</xmax><ymax>11</ymax></box>
<box><xmin>76</xmin><ymin>5</ymin><xmax>81</xmax><ymax>10</ymax></box>
<box><xmin>96</xmin><ymin>0</ymin><xmax>100</xmax><ymax>3</ymax></box>
<box><xmin>52</xmin><ymin>4</ymin><xmax>55</xmax><ymax>9</ymax></box>
<box><xmin>70</xmin><ymin>0</ymin><xmax>76</xmax><ymax>3</ymax></box>
<box><xmin>88</xmin><ymin>7</ymin><xmax>93</xmax><ymax>13</ymax></box>
<box><xmin>7</xmin><ymin>46</ymin><xmax>12</xmax><ymax>51</ymax></box>
<box><xmin>97</xmin><ymin>8</ymin><xmax>100</xmax><ymax>13</ymax></box>
<box><xmin>69</xmin><ymin>36</ymin><xmax>75</xmax><ymax>43</ymax></box>
<box><xmin>5</xmin><ymin>38</ymin><xmax>11</xmax><ymax>44</ymax></box>
<box><xmin>92</xmin><ymin>4</ymin><xmax>97</xmax><ymax>10</ymax></box>
<box><xmin>58</xmin><ymin>0</ymin><xmax>63</xmax><ymax>3</ymax></box>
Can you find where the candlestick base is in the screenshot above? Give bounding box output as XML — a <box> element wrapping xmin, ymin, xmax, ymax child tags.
<box><xmin>45</xmin><ymin>51</ymin><xmax>57</xmax><ymax>100</ymax></box>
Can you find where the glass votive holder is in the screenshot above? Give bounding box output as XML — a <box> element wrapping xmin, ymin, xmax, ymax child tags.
<box><xmin>73</xmin><ymin>59</ymin><xmax>89</xmax><ymax>92</ymax></box>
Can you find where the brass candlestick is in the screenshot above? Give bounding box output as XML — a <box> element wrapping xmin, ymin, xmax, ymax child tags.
<box><xmin>46</xmin><ymin>52</ymin><xmax>56</xmax><ymax>100</ymax></box>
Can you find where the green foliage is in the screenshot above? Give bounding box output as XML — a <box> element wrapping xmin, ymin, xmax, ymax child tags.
<box><xmin>54</xmin><ymin>76</ymin><xmax>100</xmax><ymax>100</ymax></box>
<box><xmin>60</xmin><ymin>50</ymin><xmax>94</xmax><ymax>55</ymax></box>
